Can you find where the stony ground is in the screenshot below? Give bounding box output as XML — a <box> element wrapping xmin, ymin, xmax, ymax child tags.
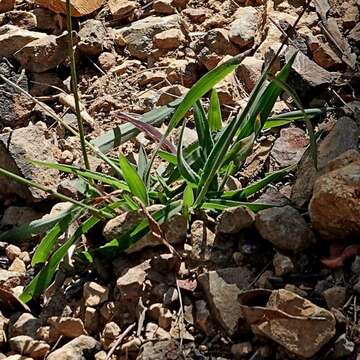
<box><xmin>0</xmin><ymin>0</ymin><xmax>360</xmax><ymax>359</ymax></box>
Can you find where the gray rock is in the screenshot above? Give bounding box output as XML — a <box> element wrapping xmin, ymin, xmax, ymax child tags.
<box><xmin>323</xmin><ymin>286</ymin><xmax>347</xmax><ymax>309</ymax></box>
<box><xmin>0</xmin><ymin>313</ymin><xmax>8</xmax><ymax>347</ymax></box>
<box><xmin>0</xmin><ymin>206</ymin><xmax>43</xmax><ymax>228</ymax></box>
<box><xmin>14</xmin><ymin>32</ymin><xmax>72</xmax><ymax>72</ymax></box>
<box><xmin>137</xmin><ymin>340</ymin><xmax>180</xmax><ymax>360</ymax></box>
<box><xmin>291</xmin><ymin>116</ymin><xmax>359</xmax><ymax>207</ymax></box>
<box><xmin>229</xmin><ymin>7</ymin><xmax>258</xmax><ymax>49</ymax></box>
<box><xmin>0</xmin><ymin>123</ymin><xmax>59</xmax><ymax>202</ymax></box>
<box><xmin>46</xmin><ymin>335</ymin><xmax>100</xmax><ymax>360</ymax></box>
<box><xmin>0</xmin><ymin>24</ymin><xmax>45</xmax><ymax>57</ymax></box>
<box><xmin>216</xmin><ymin>206</ymin><xmax>255</xmax><ymax>234</ymax></box>
<box><xmin>271</xmin><ymin>127</ymin><xmax>308</xmax><ymax>167</ymax></box>
<box><xmin>9</xmin><ymin>335</ymin><xmax>50</xmax><ymax>358</ymax></box>
<box><xmin>255</xmin><ymin>206</ymin><xmax>315</xmax><ymax>252</ymax></box>
<box><xmin>198</xmin><ymin>267</ymin><xmax>254</xmax><ymax>335</ymax></box>
<box><xmin>333</xmin><ymin>334</ymin><xmax>355</xmax><ymax>358</ymax></box>
<box><xmin>273</xmin><ymin>252</ymin><xmax>294</xmax><ymax>276</ymax></box>
<box><xmin>309</xmin><ymin>150</ymin><xmax>360</xmax><ymax>240</ymax></box>
<box><xmin>103</xmin><ymin>206</ymin><xmax>187</xmax><ymax>254</ymax></box>
<box><xmin>0</xmin><ymin>11</ymin><xmax>37</xmax><ymax>30</ymax></box>
<box><xmin>0</xmin><ymin>59</ymin><xmax>33</xmax><ymax>127</ymax></box>
<box><xmin>78</xmin><ymin>19</ymin><xmax>108</xmax><ymax>56</ymax></box>
<box><xmin>115</xmin><ymin>15</ymin><xmax>180</xmax><ymax>59</ymax></box>
<box><xmin>9</xmin><ymin>313</ymin><xmax>41</xmax><ymax>338</ymax></box>
<box><xmin>190</xmin><ymin>220</ymin><xmax>215</xmax><ymax>261</ymax></box>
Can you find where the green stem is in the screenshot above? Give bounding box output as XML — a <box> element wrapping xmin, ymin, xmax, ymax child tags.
<box><xmin>65</xmin><ymin>0</ymin><xmax>90</xmax><ymax>171</ymax></box>
<box><xmin>0</xmin><ymin>167</ymin><xmax>112</xmax><ymax>218</ymax></box>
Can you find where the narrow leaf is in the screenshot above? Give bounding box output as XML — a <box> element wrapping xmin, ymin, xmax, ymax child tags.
<box><xmin>208</xmin><ymin>89</ymin><xmax>222</xmax><ymax>132</ymax></box>
<box><xmin>119</xmin><ymin>154</ymin><xmax>149</xmax><ymax>206</ymax></box>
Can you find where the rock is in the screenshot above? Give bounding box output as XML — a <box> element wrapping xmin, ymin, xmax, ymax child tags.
<box><xmin>111</xmin><ymin>59</ymin><xmax>141</xmax><ymax>76</ymax></box>
<box><xmin>309</xmin><ymin>150</ymin><xmax>360</xmax><ymax>240</ymax></box>
<box><xmin>216</xmin><ymin>206</ymin><xmax>255</xmax><ymax>234</ymax></box>
<box><xmin>271</xmin><ymin>127</ymin><xmax>308</xmax><ymax>167</ymax></box>
<box><xmin>5</xmin><ymin>244</ymin><xmax>21</xmax><ymax>261</ymax></box>
<box><xmin>195</xmin><ymin>300</ymin><xmax>214</xmax><ymax>336</ymax></box>
<box><xmin>190</xmin><ymin>220</ymin><xmax>215</xmax><ymax>261</ymax></box>
<box><xmin>0</xmin><ymin>11</ymin><xmax>37</xmax><ymax>29</ymax></box>
<box><xmin>103</xmin><ymin>206</ymin><xmax>187</xmax><ymax>253</ymax></box>
<box><xmin>9</xmin><ymin>335</ymin><xmax>50</xmax><ymax>359</ymax></box>
<box><xmin>46</xmin><ymin>335</ymin><xmax>100</xmax><ymax>360</ymax></box>
<box><xmin>229</xmin><ymin>7</ymin><xmax>258</xmax><ymax>49</ymax></box>
<box><xmin>9</xmin><ymin>258</ymin><xmax>26</xmax><ymax>273</ymax></box>
<box><xmin>138</xmin><ymin>69</ymin><xmax>166</xmax><ymax>86</ymax></box>
<box><xmin>0</xmin><ymin>123</ymin><xmax>59</xmax><ymax>202</ymax></box>
<box><xmin>349</xmin><ymin>22</ymin><xmax>360</xmax><ymax>43</ymax></box>
<box><xmin>0</xmin><ymin>25</ymin><xmax>46</xmax><ymax>58</ymax></box>
<box><xmin>9</xmin><ymin>313</ymin><xmax>41</xmax><ymax>338</ymax></box>
<box><xmin>242</xmin><ymin>289</ymin><xmax>336</xmax><ymax>358</ymax></box>
<box><xmin>182</xmin><ymin>7</ymin><xmax>208</xmax><ymax>23</ymax></box>
<box><xmin>109</xmin><ymin>0</ymin><xmax>137</xmax><ymax>19</ymax></box>
<box><xmin>165</xmin><ymin>58</ymin><xmax>198</xmax><ymax>87</ymax></box>
<box><xmin>236</xmin><ymin>56</ymin><xmax>263</xmax><ymax>93</ymax></box>
<box><xmin>116</xmin><ymin>260</ymin><xmax>151</xmax><ymax>300</ymax></box>
<box><xmin>78</xmin><ymin>19</ymin><xmax>108</xmax><ymax>56</ymax></box>
<box><xmin>273</xmin><ymin>253</ymin><xmax>294</xmax><ymax>276</ymax></box>
<box><xmin>49</xmin><ymin>317</ymin><xmax>86</xmax><ymax>338</ymax></box>
<box><xmin>153</xmin><ymin>28</ymin><xmax>185</xmax><ymax>50</ymax></box>
<box><xmin>322</xmin><ymin>286</ymin><xmax>347</xmax><ymax>309</ymax></box>
<box><xmin>98</xmin><ymin>52</ymin><xmax>117</xmax><ymax>71</ymax></box>
<box><xmin>32</xmin><ymin>7</ymin><xmax>65</xmax><ymax>34</ymax></box>
<box><xmin>195</xmin><ymin>28</ymin><xmax>239</xmax><ymax>70</ymax></box>
<box><xmin>157</xmin><ymin>85</ymin><xmax>188</xmax><ymax>106</ymax></box>
<box><xmin>137</xmin><ymin>340</ymin><xmax>179</xmax><ymax>360</ymax></box>
<box><xmin>255</xmin><ymin>206</ymin><xmax>315</xmax><ymax>252</ymax></box>
<box><xmin>1</xmin><ymin>207</ymin><xmax>43</xmax><ymax>229</ymax></box>
<box><xmin>285</xmin><ymin>46</ymin><xmax>335</xmax><ymax>97</ymax></box>
<box><xmin>292</xmin><ymin>116</ymin><xmax>359</xmax><ymax>207</ymax></box>
<box><xmin>333</xmin><ymin>334</ymin><xmax>355</xmax><ymax>358</ymax></box>
<box><xmin>34</xmin><ymin>0</ymin><xmax>104</xmax><ymax>17</ymax></box>
<box><xmin>198</xmin><ymin>267</ymin><xmax>254</xmax><ymax>335</ymax></box>
<box><xmin>145</xmin><ymin>322</ymin><xmax>171</xmax><ymax>341</ymax></box>
<box><xmin>308</xmin><ymin>36</ymin><xmax>342</xmax><ymax>70</ymax></box>
<box><xmin>115</xmin><ymin>14</ymin><xmax>180</xmax><ymax>59</ymax></box>
<box><xmin>30</xmin><ymin>72</ymin><xmax>64</xmax><ymax>97</ymax></box>
<box><xmin>83</xmin><ymin>282</ymin><xmax>109</xmax><ymax>307</ymax></box>
<box><xmin>153</xmin><ymin>0</ymin><xmax>175</xmax><ymax>14</ymax></box>
<box><xmin>149</xmin><ymin>303</ymin><xmax>173</xmax><ymax>330</ymax></box>
<box><xmin>83</xmin><ymin>307</ymin><xmax>98</xmax><ymax>334</ymax></box>
<box><xmin>231</xmin><ymin>342</ymin><xmax>253</xmax><ymax>359</ymax></box>
<box><xmin>163</xmin><ymin>287</ymin><xmax>178</xmax><ymax>306</ymax></box>
<box><xmin>101</xmin><ymin>322</ymin><xmax>121</xmax><ymax>350</ymax></box>
<box><xmin>0</xmin><ymin>313</ymin><xmax>8</xmax><ymax>347</ymax></box>
<box><xmin>14</xmin><ymin>32</ymin><xmax>71</xmax><ymax>72</ymax></box>
<box><xmin>0</xmin><ymin>0</ymin><xmax>15</xmax><ymax>12</ymax></box>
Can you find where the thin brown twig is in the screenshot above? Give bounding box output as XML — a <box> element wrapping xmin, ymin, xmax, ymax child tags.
<box><xmin>105</xmin><ymin>322</ymin><xmax>136</xmax><ymax>360</ymax></box>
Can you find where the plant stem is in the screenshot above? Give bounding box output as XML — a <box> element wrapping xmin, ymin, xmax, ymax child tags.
<box><xmin>0</xmin><ymin>167</ymin><xmax>112</xmax><ymax>218</ymax></box>
<box><xmin>65</xmin><ymin>0</ymin><xmax>90</xmax><ymax>171</ymax></box>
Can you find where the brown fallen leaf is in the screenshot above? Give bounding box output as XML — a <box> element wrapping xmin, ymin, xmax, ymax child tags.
<box><xmin>239</xmin><ymin>289</ymin><xmax>336</xmax><ymax>358</ymax></box>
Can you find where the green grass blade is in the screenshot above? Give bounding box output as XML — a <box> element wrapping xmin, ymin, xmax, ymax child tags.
<box><xmin>164</xmin><ymin>57</ymin><xmax>241</xmax><ymax>139</ymax></box>
<box><xmin>20</xmin><ymin>201</ymin><xmax>123</xmax><ymax>303</ymax></box>
<box><xmin>208</xmin><ymin>89</ymin><xmax>222</xmax><ymax>132</ymax></box>
<box><xmin>182</xmin><ymin>183</ymin><xmax>194</xmax><ymax>222</ymax></box>
<box><xmin>264</xmin><ymin>108</ymin><xmax>326</xmax><ymax>129</ymax></box>
<box><xmin>119</xmin><ymin>154</ymin><xmax>149</xmax><ymax>206</ymax></box>
<box><xmin>83</xmin><ymin>200</ymin><xmax>183</xmax><ymax>261</ymax></box>
<box><xmin>30</xmin><ymin>159</ymin><xmax>129</xmax><ymax>191</ymax></box>
<box><xmin>138</xmin><ymin>144</ymin><xmax>148</xmax><ymax>183</ymax></box>
<box><xmin>193</xmin><ymin>118</ymin><xmax>238</xmax><ymax>207</ymax></box>
<box><xmin>193</xmin><ymin>101</ymin><xmax>213</xmax><ymax>159</ymax></box>
<box><xmin>176</xmin><ymin>122</ymin><xmax>201</xmax><ymax>186</ymax></box>
<box><xmin>32</xmin><ymin>208</ymin><xmax>83</xmax><ymax>266</ymax></box>
<box><xmin>201</xmin><ymin>199</ymin><xmax>274</xmax><ymax>212</ymax></box>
